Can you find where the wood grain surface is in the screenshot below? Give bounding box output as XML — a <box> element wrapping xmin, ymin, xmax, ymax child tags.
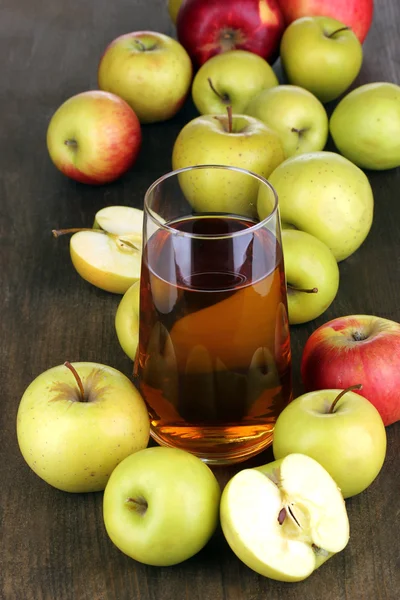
<box><xmin>1</xmin><ymin>1</ymin><xmax>399</xmax><ymax>598</ymax></box>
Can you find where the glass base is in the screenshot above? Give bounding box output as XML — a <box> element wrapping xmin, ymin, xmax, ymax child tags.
<box><xmin>149</xmin><ymin>426</ymin><xmax>274</xmax><ymax>466</ymax></box>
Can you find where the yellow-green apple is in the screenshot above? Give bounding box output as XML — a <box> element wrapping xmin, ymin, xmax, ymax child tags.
<box><xmin>247</xmin><ymin>85</ymin><xmax>328</xmax><ymax>157</ymax></box>
<box><xmin>172</xmin><ymin>112</ymin><xmax>284</xmax><ymax>215</ymax></box>
<box><xmin>272</xmin><ymin>387</ymin><xmax>387</xmax><ymax>498</ymax></box>
<box><xmin>276</xmin><ymin>0</ymin><xmax>373</xmax><ymax>42</ymax></box>
<box><xmin>220</xmin><ymin>453</ymin><xmax>349</xmax><ymax>582</ymax></box>
<box><xmin>177</xmin><ymin>0</ymin><xmax>285</xmax><ymax>66</ymax></box>
<box><xmin>46</xmin><ymin>91</ymin><xmax>141</xmax><ymax>184</ymax></box>
<box><xmin>16</xmin><ymin>362</ymin><xmax>150</xmax><ymax>493</ymax></box>
<box><xmin>53</xmin><ymin>205</ymin><xmax>144</xmax><ymax>294</ymax></box>
<box><xmin>264</xmin><ymin>151</ymin><xmax>374</xmax><ymax>262</ymax></box>
<box><xmin>301</xmin><ymin>315</ymin><xmax>400</xmax><ymax>426</ymax></box>
<box><xmin>115</xmin><ymin>281</ymin><xmax>140</xmax><ymax>360</ymax></box>
<box><xmin>330</xmin><ymin>82</ymin><xmax>400</xmax><ymax>170</ymax></box>
<box><xmin>192</xmin><ymin>50</ymin><xmax>278</xmax><ymax>116</ymax></box>
<box><xmin>98</xmin><ymin>31</ymin><xmax>192</xmax><ymax>124</ymax></box>
<box><xmin>103</xmin><ymin>446</ymin><xmax>221</xmax><ymax>566</ymax></box>
<box><xmin>168</xmin><ymin>0</ymin><xmax>185</xmax><ymax>23</ymax></box>
<box><xmin>280</xmin><ymin>17</ymin><xmax>363</xmax><ymax>103</ymax></box>
<box><xmin>281</xmin><ymin>229</ymin><xmax>339</xmax><ymax>324</ymax></box>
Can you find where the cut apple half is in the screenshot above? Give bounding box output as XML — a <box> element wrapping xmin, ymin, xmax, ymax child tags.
<box><xmin>220</xmin><ymin>453</ymin><xmax>349</xmax><ymax>582</ymax></box>
<box><xmin>93</xmin><ymin>205</ymin><xmax>144</xmax><ymax>235</ymax></box>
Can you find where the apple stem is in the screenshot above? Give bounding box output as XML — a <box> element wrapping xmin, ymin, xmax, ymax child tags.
<box><xmin>134</xmin><ymin>39</ymin><xmax>146</xmax><ymax>52</ymax></box>
<box><xmin>52</xmin><ymin>228</ymin><xmax>104</xmax><ymax>238</ymax></box>
<box><xmin>207</xmin><ymin>78</ymin><xmax>230</xmax><ymax>104</ymax></box>
<box><xmin>287</xmin><ymin>284</ymin><xmax>318</xmax><ymax>294</ymax></box>
<box><xmin>328</xmin><ymin>384</ymin><xmax>363</xmax><ymax>414</ymax></box>
<box><xmin>278</xmin><ymin>507</ymin><xmax>287</xmax><ymax>525</ymax></box>
<box><xmin>64</xmin><ymin>139</ymin><xmax>78</xmax><ymax>149</ymax></box>
<box><xmin>326</xmin><ymin>26</ymin><xmax>350</xmax><ymax>38</ymax></box>
<box><xmin>64</xmin><ymin>361</ymin><xmax>87</xmax><ymax>402</ymax></box>
<box><xmin>226</xmin><ymin>105</ymin><xmax>233</xmax><ymax>134</ymax></box>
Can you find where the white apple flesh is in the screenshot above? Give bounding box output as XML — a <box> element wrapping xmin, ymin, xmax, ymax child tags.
<box><xmin>220</xmin><ymin>453</ymin><xmax>349</xmax><ymax>582</ymax></box>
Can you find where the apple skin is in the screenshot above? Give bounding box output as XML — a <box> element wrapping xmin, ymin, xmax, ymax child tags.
<box><xmin>46</xmin><ymin>91</ymin><xmax>141</xmax><ymax>185</ymax></box>
<box><xmin>301</xmin><ymin>315</ymin><xmax>400</xmax><ymax>426</ymax></box>
<box><xmin>330</xmin><ymin>82</ymin><xmax>400</xmax><ymax>171</ymax></box>
<box><xmin>172</xmin><ymin>114</ymin><xmax>284</xmax><ymax>215</ymax></box>
<box><xmin>16</xmin><ymin>362</ymin><xmax>150</xmax><ymax>493</ymax></box>
<box><xmin>192</xmin><ymin>50</ymin><xmax>278</xmax><ymax>116</ymax></box>
<box><xmin>98</xmin><ymin>31</ymin><xmax>192</xmax><ymax>124</ymax></box>
<box><xmin>177</xmin><ymin>0</ymin><xmax>285</xmax><ymax>67</ymax></box>
<box><xmin>272</xmin><ymin>389</ymin><xmax>387</xmax><ymax>498</ymax></box>
<box><xmin>276</xmin><ymin>0</ymin><xmax>373</xmax><ymax>43</ymax></box>
<box><xmin>115</xmin><ymin>281</ymin><xmax>140</xmax><ymax>360</ymax></box>
<box><xmin>103</xmin><ymin>447</ymin><xmax>221</xmax><ymax>566</ymax></box>
<box><xmin>247</xmin><ymin>85</ymin><xmax>328</xmax><ymax>157</ymax></box>
<box><xmin>265</xmin><ymin>151</ymin><xmax>374</xmax><ymax>262</ymax></box>
<box><xmin>280</xmin><ymin>16</ymin><xmax>363</xmax><ymax>103</ymax></box>
<box><xmin>168</xmin><ymin>0</ymin><xmax>185</xmax><ymax>23</ymax></box>
<box><xmin>282</xmin><ymin>229</ymin><xmax>339</xmax><ymax>324</ymax></box>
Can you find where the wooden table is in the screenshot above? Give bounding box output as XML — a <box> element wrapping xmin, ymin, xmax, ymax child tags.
<box><xmin>1</xmin><ymin>1</ymin><xmax>399</xmax><ymax>598</ymax></box>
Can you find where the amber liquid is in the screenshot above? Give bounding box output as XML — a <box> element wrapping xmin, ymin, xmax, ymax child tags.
<box><xmin>134</xmin><ymin>214</ymin><xmax>292</xmax><ymax>464</ymax></box>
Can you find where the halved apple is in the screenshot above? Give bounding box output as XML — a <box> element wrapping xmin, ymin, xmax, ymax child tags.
<box><xmin>53</xmin><ymin>205</ymin><xmax>144</xmax><ymax>294</ymax></box>
<box><xmin>220</xmin><ymin>453</ymin><xmax>349</xmax><ymax>582</ymax></box>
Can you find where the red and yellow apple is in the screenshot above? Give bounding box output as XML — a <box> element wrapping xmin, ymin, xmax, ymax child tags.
<box><xmin>301</xmin><ymin>314</ymin><xmax>400</xmax><ymax>426</ymax></box>
<box><xmin>46</xmin><ymin>91</ymin><xmax>141</xmax><ymax>184</ymax></box>
<box><xmin>177</xmin><ymin>0</ymin><xmax>285</xmax><ymax>66</ymax></box>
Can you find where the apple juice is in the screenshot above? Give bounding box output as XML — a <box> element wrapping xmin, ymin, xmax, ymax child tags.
<box><xmin>134</xmin><ymin>214</ymin><xmax>292</xmax><ymax>464</ymax></box>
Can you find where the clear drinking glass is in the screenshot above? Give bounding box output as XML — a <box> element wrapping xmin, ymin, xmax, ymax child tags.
<box><xmin>133</xmin><ymin>165</ymin><xmax>292</xmax><ymax>465</ymax></box>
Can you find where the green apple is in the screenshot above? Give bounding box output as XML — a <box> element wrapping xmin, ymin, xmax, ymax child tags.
<box><xmin>272</xmin><ymin>387</ymin><xmax>387</xmax><ymax>498</ymax></box>
<box><xmin>192</xmin><ymin>50</ymin><xmax>278</xmax><ymax>116</ymax></box>
<box><xmin>115</xmin><ymin>281</ymin><xmax>140</xmax><ymax>360</ymax></box>
<box><xmin>53</xmin><ymin>205</ymin><xmax>144</xmax><ymax>294</ymax></box>
<box><xmin>246</xmin><ymin>85</ymin><xmax>328</xmax><ymax>158</ymax></box>
<box><xmin>220</xmin><ymin>453</ymin><xmax>349</xmax><ymax>582</ymax></box>
<box><xmin>98</xmin><ymin>31</ymin><xmax>192</xmax><ymax>124</ymax></box>
<box><xmin>172</xmin><ymin>113</ymin><xmax>284</xmax><ymax>216</ymax></box>
<box><xmin>16</xmin><ymin>362</ymin><xmax>150</xmax><ymax>493</ymax></box>
<box><xmin>262</xmin><ymin>151</ymin><xmax>374</xmax><ymax>262</ymax></box>
<box><xmin>330</xmin><ymin>82</ymin><xmax>400</xmax><ymax>170</ymax></box>
<box><xmin>282</xmin><ymin>229</ymin><xmax>339</xmax><ymax>324</ymax></box>
<box><xmin>103</xmin><ymin>446</ymin><xmax>221</xmax><ymax>566</ymax></box>
<box><xmin>280</xmin><ymin>16</ymin><xmax>363</xmax><ymax>103</ymax></box>
<box><xmin>168</xmin><ymin>0</ymin><xmax>185</xmax><ymax>23</ymax></box>
<box><xmin>46</xmin><ymin>90</ymin><xmax>142</xmax><ymax>184</ymax></box>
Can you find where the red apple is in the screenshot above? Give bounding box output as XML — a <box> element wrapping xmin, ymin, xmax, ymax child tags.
<box><xmin>46</xmin><ymin>91</ymin><xmax>142</xmax><ymax>185</ymax></box>
<box><xmin>277</xmin><ymin>0</ymin><xmax>373</xmax><ymax>43</ymax></box>
<box><xmin>177</xmin><ymin>0</ymin><xmax>285</xmax><ymax>67</ymax></box>
<box><xmin>301</xmin><ymin>315</ymin><xmax>400</xmax><ymax>426</ymax></box>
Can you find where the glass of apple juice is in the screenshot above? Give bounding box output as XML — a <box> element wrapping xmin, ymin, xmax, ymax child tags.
<box><xmin>133</xmin><ymin>165</ymin><xmax>292</xmax><ymax>465</ymax></box>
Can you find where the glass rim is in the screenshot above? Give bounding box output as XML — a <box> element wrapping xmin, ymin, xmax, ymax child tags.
<box><xmin>143</xmin><ymin>165</ymin><xmax>279</xmax><ymax>240</ymax></box>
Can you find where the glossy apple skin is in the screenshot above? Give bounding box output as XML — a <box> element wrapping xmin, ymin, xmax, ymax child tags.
<box><xmin>277</xmin><ymin>0</ymin><xmax>373</xmax><ymax>42</ymax></box>
<box><xmin>301</xmin><ymin>315</ymin><xmax>400</xmax><ymax>426</ymax></box>
<box><xmin>115</xmin><ymin>281</ymin><xmax>140</xmax><ymax>360</ymax></box>
<box><xmin>16</xmin><ymin>363</ymin><xmax>150</xmax><ymax>493</ymax></box>
<box><xmin>46</xmin><ymin>91</ymin><xmax>141</xmax><ymax>184</ymax></box>
<box><xmin>103</xmin><ymin>447</ymin><xmax>221</xmax><ymax>566</ymax></box>
<box><xmin>177</xmin><ymin>0</ymin><xmax>285</xmax><ymax>66</ymax></box>
<box><xmin>272</xmin><ymin>390</ymin><xmax>387</xmax><ymax>498</ymax></box>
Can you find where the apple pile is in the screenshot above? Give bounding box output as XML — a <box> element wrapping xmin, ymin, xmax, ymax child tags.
<box><xmin>19</xmin><ymin>0</ymin><xmax>399</xmax><ymax>585</ymax></box>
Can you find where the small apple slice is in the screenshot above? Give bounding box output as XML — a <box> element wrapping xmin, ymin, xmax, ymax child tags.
<box><xmin>220</xmin><ymin>453</ymin><xmax>349</xmax><ymax>582</ymax></box>
<box><xmin>93</xmin><ymin>205</ymin><xmax>144</xmax><ymax>235</ymax></box>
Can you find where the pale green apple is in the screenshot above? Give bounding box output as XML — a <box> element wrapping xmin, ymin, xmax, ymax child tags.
<box><xmin>272</xmin><ymin>388</ymin><xmax>387</xmax><ymax>498</ymax></box>
<box><xmin>330</xmin><ymin>82</ymin><xmax>400</xmax><ymax>170</ymax></box>
<box><xmin>103</xmin><ymin>446</ymin><xmax>221</xmax><ymax>566</ymax></box>
<box><xmin>263</xmin><ymin>151</ymin><xmax>374</xmax><ymax>262</ymax></box>
<box><xmin>16</xmin><ymin>362</ymin><xmax>150</xmax><ymax>493</ymax></box>
<box><xmin>192</xmin><ymin>50</ymin><xmax>278</xmax><ymax>116</ymax></box>
<box><xmin>282</xmin><ymin>229</ymin><xmax>339</xmax><ymax>324</ymax></box>
<box><xmin>115</xmin><ymin>281</ymin><xmax>140</xmax><ymax>360</ymax></box>
<box><xmin>247</xmin><ymin>85</ymin><xmax>328</xmax><ymax>157</ymax></box>
<box><xmin>53</xmin><ymin>205</ymin><xmax>144</xmax><ymax>294</ymax></box>
<box><xmin>168</xmin><ymin>0</ymin><xmax>185</xmax><ymax>23</ymax></box>
<box><xmin>98</xmin><ymin>31</ymin><xmax>192</xmax><ymax>124</ymax></box>
<box><xmin>280</xmin><ymin>16</ymin><xmax>363</xmax><ymax>103</ymax></box>
<box><xmin>220</xmin><ymin>453</ymin><xmax>349</xmax><ymax>582</ymax></box>
<box><xmin>172</xmin><ymin>114</ymin><xmax>285</xmax><ymax>216</ymax></box>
